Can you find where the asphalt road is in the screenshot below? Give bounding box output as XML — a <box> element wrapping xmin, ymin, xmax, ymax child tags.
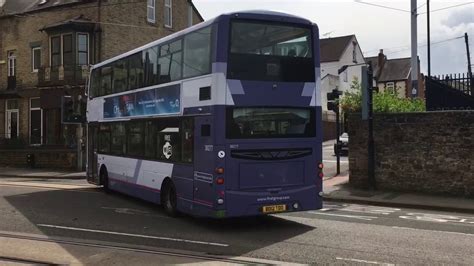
<box><xmin>1</xmin><ymin>178</ymin><xmax>473</xmax><ymax>265</ymax></box>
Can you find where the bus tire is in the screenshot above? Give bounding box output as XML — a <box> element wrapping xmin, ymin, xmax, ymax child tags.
<box><xmin>161</xmin><ymin>179</ymin><xmax>178</xmax><ymax>217</ymax></box>
<box><xmin>100</xmin><ymin>166</ymin><xmax>110</xmax><ymax>193</ymax></box>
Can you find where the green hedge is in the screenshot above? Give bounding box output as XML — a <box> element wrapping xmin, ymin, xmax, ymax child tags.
<box><xmin>340</xmin><ymin>79</ymin><xmax>425</xmax><ymax>113</ymax></box>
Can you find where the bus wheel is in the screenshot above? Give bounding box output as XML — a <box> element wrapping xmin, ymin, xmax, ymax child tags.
<box><xmin>161</xmin><ymin>180</ymin><xmax>178</xmax><ymax>217</ymax></box>
<box><xmin>100</xmin><ymin>167</ymin><xmax>110</xmax><ymax>193</ymax></box>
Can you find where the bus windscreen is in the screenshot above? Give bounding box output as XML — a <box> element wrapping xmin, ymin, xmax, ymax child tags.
<box><xmin>228</xmin><ymin>21</ymin><xmax>314</xmax><ymax>82</ymax></box>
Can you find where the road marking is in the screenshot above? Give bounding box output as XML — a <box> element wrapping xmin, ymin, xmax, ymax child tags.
<box><xmin>37</xmin><ymin>224</ymin><xmax>229</xmax><ymax>247</ymax></box>
<box><xmin>392</xmin><ymin>226</ymin><xmax>474</xmax><ymax>237</ymax></box>
<box><xmin>308</xmin><ymin>211</ymin><xmax>378</xmax><ymax>221</ymax></box>
<box><xmin>339</xmin><ymin>206</ymin><xmax>400</xmax><ymax>215</ymax></box>
<box><xmin>399</xmin><ymin>213</ymin><xmax>474</xmax><ymax>225</ymax></box>
<box><xmin>336</xmin><ymin>257</ymin><xmax>394</xmax><ymax>265</ymax></box>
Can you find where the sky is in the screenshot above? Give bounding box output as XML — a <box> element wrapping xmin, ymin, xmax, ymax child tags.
<box><xmin>193</xmin><ymin>0</ymin><xmax>474</xmax><ymax>76</ymax></box>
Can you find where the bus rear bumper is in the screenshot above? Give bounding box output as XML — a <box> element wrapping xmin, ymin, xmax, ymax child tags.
<box><xmin>222</xmin><ymin>185</ymin><xmax>322</xmax><ymax>218</ymax></box>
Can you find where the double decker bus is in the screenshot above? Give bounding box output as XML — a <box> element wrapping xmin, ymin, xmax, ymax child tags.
<box><xmin>86</xmin><ymin>10</ymin><xmax>323</xmax><ymax>218</ymax></box>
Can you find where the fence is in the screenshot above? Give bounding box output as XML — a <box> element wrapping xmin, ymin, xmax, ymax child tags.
<box><xmin>431</xmin><ymin>73</ymin><xmax>473</xmax><ymax>96</ymax></box>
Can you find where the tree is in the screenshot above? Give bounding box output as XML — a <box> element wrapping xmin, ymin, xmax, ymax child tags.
<box><xmin>340</xmin><ymin>78</ymin><xmax>426</xmax><ymax>113</ymax></box>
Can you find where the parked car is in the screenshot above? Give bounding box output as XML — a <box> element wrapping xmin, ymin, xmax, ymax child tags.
<box><xmin>334</xmin><ymin>132</ymin><xmax>349</xmax><ymax>155</ymax></box>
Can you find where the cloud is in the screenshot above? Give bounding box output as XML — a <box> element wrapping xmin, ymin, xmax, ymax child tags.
<box><xmin>441</xmin><ymin>6</ymin><xmax>474</xmax><ymax>28</ymax></box>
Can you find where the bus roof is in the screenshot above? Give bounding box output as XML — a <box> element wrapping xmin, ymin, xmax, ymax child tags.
<box><xmin>91</xmin><ymin>10</ymin><xmax>314</xmax><ymax>69</ymax></box>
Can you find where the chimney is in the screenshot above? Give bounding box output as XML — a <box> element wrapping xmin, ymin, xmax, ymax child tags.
<box><xmin>377</xmin><ymin>49</ymin><xmax>385</xmax><ymax>79</ymax></box>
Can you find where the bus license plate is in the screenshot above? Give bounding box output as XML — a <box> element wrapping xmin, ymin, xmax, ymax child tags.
<box><xmin>262</xmin><ymin>204</ymin><xmax>286</xmax><ymax>213</ymax></box>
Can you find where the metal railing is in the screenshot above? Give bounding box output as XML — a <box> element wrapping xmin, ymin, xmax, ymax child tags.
<box><xmin>431</xmin><ymin>73</ymin><xmax>473</xmax><ymax>96</ymax></box>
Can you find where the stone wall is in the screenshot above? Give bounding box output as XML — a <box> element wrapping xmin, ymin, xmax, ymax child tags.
<box><xmin>348</xmin><ymin>111</ymin><xmax>474</xmax><ymax>197</ymax></box>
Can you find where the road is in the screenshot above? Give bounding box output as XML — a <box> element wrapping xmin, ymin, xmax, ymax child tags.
<box><xmin>1</xmin><ymin>178</ymin><xmax>473</xmax><ymax>265</ymax></box>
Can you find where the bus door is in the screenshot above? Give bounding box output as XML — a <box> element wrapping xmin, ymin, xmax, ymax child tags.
<box><xmin>193</xmin><ymin>116</ymin><xmax>216</xmax><ymax>209</ymax></box>
<box><xmin>86</xmin><ymin>124</ymin><xmax>99</xmax><ymax>184</ymax></box>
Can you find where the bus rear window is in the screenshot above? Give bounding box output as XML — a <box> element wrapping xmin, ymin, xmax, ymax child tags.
<box><xmin>226</xmin><ymin>107</ymin><xmax>315</xmax><ymax>139</ymax></box>
<box><xmin>228</xmin><ymin>21</ymin><xmax>314</xmax><ymax>82</ymax></box>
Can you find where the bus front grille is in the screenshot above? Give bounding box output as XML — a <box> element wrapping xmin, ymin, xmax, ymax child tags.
<box><xmin>231</xmin><ymin>148</ymin><xmax>312</xmax><ymax>161</ymax></box>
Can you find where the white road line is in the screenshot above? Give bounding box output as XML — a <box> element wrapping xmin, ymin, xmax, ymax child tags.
<box><xmin>37</xmin><ymin>224</ymin><xmax>229</xmax><ymax>247</ymax></box>
<box><xmin>308</xmin><ymin>211</ymin><xmax>378</xmax><ymax>221</ymax></box>
<box><xmin>392</xmin><ymin>226</ymin><xmax>474</xmax><ymax>237</ymax></box>
<box><xmin>336</xmin><ymin>257</ymin><xmax>394</xmax><ymax>265</ymax></box>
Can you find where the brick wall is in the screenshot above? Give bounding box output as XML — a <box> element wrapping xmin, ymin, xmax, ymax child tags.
<box><xmin>348</xmin><ymin>111</ymin><xmax>474</xmax><ymax>197</ymax></box>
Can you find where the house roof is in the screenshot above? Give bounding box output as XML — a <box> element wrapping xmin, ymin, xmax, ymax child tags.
<box><xmin>0</xmin><ymin>0</ymin><xmax>82</xmax><ymax>17</ymax></box>
<box><xmin>40</xmin><ymin>14</ymin><xmax>96</xmax><ymax>32</ymax></box>
<box><xmin>319</xmin><ymin>35</ymin><xmax>354</xmax><ymax>63</ymax></box>
<box><xmin>378</xmin><ymin>57</ymin><xmax>411</xmax><ymax>82</ymax></box>
<box><xmin>1</xmin><ymin>0</ymin><xmax>205</xmax><ymax>21</ymax></box>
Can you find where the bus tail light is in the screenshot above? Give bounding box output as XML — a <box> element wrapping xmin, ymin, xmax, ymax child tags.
<box><xmin>318</xmin><ymin>163</ymin><xmax>324</xmax><ymax>169</ymax></box>
<box><xmin>215</xmin><ymin>167</ymin><xmax>224</xmax><ymax>174</ymax></box>
<box><xmin>216</xmin><ymin>177</ymin><xmax>224</xmax><ymax>185</ymax></box>
<box><xmin>318</xmin><ymin>172</ymin><xmax>324</xmax><ymax>178</ymax></box>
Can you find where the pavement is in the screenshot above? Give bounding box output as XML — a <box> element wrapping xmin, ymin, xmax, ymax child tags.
<box><xmin>0</xmin><ymin>167</ymin><xmax>85</xmax><ymax>179</ymax></box>
<box><xmin>323</xmin><ymin>174</ymin><xmax>474</xmax><ymax>214</ymax></box>
<box><xmin>1</xmin><ymin>162</ymin><xmax>473</xmax><ymax>214</ymax></box>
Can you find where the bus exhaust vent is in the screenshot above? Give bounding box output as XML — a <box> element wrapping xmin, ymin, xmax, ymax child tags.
<box><xmin>231</xmin><ymin>148</ymin><xmax>312</xmax><ymax>160</ymax></box>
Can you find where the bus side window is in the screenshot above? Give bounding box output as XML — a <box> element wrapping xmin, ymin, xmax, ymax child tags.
<box><xmin>101</xmin><ymin>66</ymin><xmax>112</xmax><ymax>96</ymax></box>
<box><xmin>144</xmin><ymin>121</ymin><xmax>157</xmax><ymax>159</ymax></box>
<box><xmin>127</xmin><ymin>122</ymin><xmax>145</xmax><ymax>157</ymax></box>
<box><xmin>111</xmin><ymin>123</ymin><xmax>126</xmax><ymax>155</ymax></box>
<box><xmin>98</xmin><ymin>124</ymin><xmax>111</xmax><ymax>153</ymax></box>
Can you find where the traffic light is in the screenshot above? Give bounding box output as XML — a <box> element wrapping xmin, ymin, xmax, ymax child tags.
<box><xmin>62</xmin><ymin>95</ymin><xmax>85</xmax><ymax>124</ymax></box>
<box><xmin>327</xmin><ymin>88</ymin><xmax>342</xmax><ymax>112</ymax></box>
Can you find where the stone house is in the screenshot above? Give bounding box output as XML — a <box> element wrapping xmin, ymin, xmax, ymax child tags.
<box><xmin>319</xmin><ymin>34</ymin><xmax>365</xmax><ymax>140</ymax></box>
<box><xmin>0</xmin><ymin>0</ymin><xmax>203</xmax><ymax>169</ymax></box>
<box><xmin>365</xmin><ymin>50</ymin><xmax>425</xmax><ymax>99</ymax></box>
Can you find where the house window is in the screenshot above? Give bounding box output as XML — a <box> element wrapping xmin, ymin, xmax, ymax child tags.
<box><xmin>7</xmin><ymin>51</ymin><xmax>16</xmax><ymax>77</ymax></box>
<box><xmin>147</xmin><ymin>0</ymin><xmax>155</xmax><ymax>23</ymax></box>
<box><xmin>51</xmin><ymin>36</ymin><xmax>61</xmax><ymax>67</ymax></box>
<box><xmin>164</xmin><ymin>0</ymin><xmax>172</xmax><ymax>28</ymax></box>
<box><xmin>352</xmin><ymin>41</ymin><xmax>357</xmax><ymax>63</ymax></box>
<box><xmin>62</xmin><ymin>34</ymin><xmax>73</xmax><ymax>66</ymax></box>
<box><xmin>32</xmin><ymin>47</ymin><xmax>41</xmax><ymax>72</ymax></box>
<box><xmin>386</xmin><ymin>82</ymin><xmax>395</xmax><ymax>93</ymax></box>
<box><xmin>77</xmin><ymin>33</ymin><xmax>89</xmax><ymax>65</ymax></box>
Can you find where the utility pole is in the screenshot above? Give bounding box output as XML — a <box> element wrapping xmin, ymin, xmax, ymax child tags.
<box><xmin>367</xmin><ymin>63</ymin><xmax>375</xmax><ymax>190</ymax></box>
<box><xmin>336</xmin><ymin>104</ymin><xmax>341</xmax><ymax>175</ymax></box>
<box><xmin>427</xmin><ymin>0</ymin><xmax>431</xmax><ymax>77</ymax></box>
<box><xmin>465</xmin><ymin>32</ymin><xmax>473</xmax><ymax>94</ymax></box>
<box><xmin>411</xmin><ymin>0</ymin><xmax>419</xmax><ymax>98</ymax></box>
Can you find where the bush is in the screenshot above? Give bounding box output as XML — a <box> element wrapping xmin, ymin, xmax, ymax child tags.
<box><xmin>340</xmin><ymin>78</ymin><xmax>425</xmax><ymax>113</ymax></box>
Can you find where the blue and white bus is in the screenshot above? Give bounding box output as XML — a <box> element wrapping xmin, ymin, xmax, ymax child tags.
<box><xmin>86</xmin><ymin>10</ymin><xmax>323</xmax><ymax>218</ymax></box>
